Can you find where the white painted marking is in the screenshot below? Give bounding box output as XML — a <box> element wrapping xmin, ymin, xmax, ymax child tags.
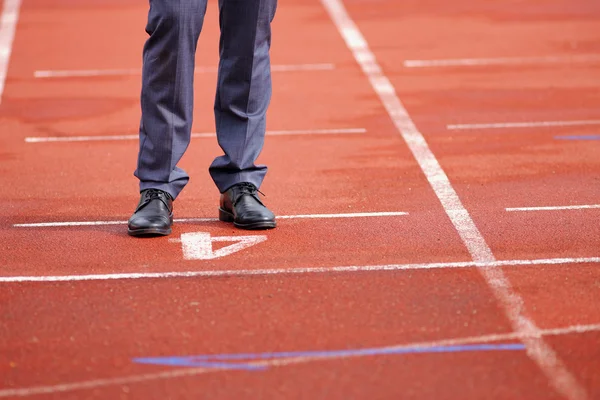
<box><xmin>263</xmin><ymin>128</ymin><xmax>365</xmax><ymax>136</ymax></box>
<box><xmin>11</xmin><ymin>211</ymin><xmax>408</xmax><ymax>228</ymax></box>
<box><xmin>0</xmin><ymin>366</ymin><xmax>220</xmax><ymax>398</ymax></box>
<box><xmin>0</xmin><ymin>0</ymin><xmax>22</xmax><ymax>105</ymax></box>
<box><xmin>507</xmin><ymin>204</ymin><xmax>600</xmax><ymax>212</ymax></box>
<box><xmin>34</xmin><ymin>68</ymin><xmax>139</xmax><ymax>78</ymax></box>
<box><xmin>320</xmin><ymin>0</ymin><xmax>588</xmax><ymax>399</ymax></box>
<box><xmin>25</xmin><ymin>134</ymin><xmax>139</xmax><ymax>143</ymax></box>
<box><xmin>1</xmin><ymin>322</ymin><xmax>598</xmax><ymax>397</ymax></box>
<box><xmin>447</xmin><ymin>120</ymin><xmax>600</xmax><ymax>130</ymax></box>
<box><xmin>179</xmin><ymin>232</ymin><xmax>267</xmax><ymax>260</ymax></box>
<box><xmin>33</xmin><ymin>63</ymin><xmax>336</xmax><ymax>78</ymax></box>
<box><xmin>0</xmin><ymin>256</ymin><xmax>598</xmax><ymax>283</ymax></box>
<box><xmin>13</xmin><ymin>219</ymin><xmax>212</xmax><ymax>228</ymax></box>
<box><xmin>277</xmin><ymin>211</ymin><xmax>406</xmax><ymax>219</ymax></box>
<box><xmin>320</xmin><ymin>0</ymin><xmax>493</xmax><ymax>263</ymax></box>
<box><xmin>270</xmin><ymin>63</ymin><xmax>336</xmax><ymax>72</ymax></box>
<box><xmin>24</xmin><ymin>128</ymin><xmax>366</xmax><ymax>143</ymax></box>
<box><xmin>403</xmin><ymin>55</ymin><xmax>600</xmax><ymax>68</ymax></box>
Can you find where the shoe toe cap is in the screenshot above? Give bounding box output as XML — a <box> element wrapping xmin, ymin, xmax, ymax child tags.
<box><xmin>128</xmin><ymin>215</ymin><xmax>171</xmax><ymax>232</ymax></box>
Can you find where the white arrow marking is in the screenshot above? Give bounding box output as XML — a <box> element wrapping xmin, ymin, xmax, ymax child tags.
<box><xmin>179</xmin><ymin>232</ymin><xmax>267</xmax><ymax>260</ymax></box>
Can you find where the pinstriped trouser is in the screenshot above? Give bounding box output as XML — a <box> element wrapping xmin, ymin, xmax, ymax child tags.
<box><xmin>134</xmin><ymin>0</ymin><xmax>277</xmax><ymax>199</ymax></box>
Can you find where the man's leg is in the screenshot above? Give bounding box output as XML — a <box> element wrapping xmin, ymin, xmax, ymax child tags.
<box><xmin>129</xmin><ymin>0</ymin><xmax>207</xmax><ymax>237</ymax></box>
<box><xmin>209</xmin><ymin>0</ymin><xmax>277</xmax><ymax>192</ymax></box>
<box><xmin>134</xmin><ymin>0</ymin><xmax>208</xmax><ymax>200</ymax></box>
<box><xmin>210</xmin><ymin>0</ymin><xmax>278</xmax><ymax>230</ymax></box>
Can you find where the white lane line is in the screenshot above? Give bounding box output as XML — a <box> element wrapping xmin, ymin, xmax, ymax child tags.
<box><xmin>12</xmin><ymin>211</ymin><xmax>408</xmax><ymax>228</ymax></box>
<box><xmin>447</xmin><ymin>120</ymin><xmax>600</xmax><ymax>130</ymax></box>
<box><xmin>24</xmin><ymin>128</ymin><xmax>367</xmax><ymax>143</ymax></box>
<box><xmin>0</xmin><ymin>0</ymin><xmax>22</xmax><ymax>105</ymax></box>
<box><xmin>1</xmin><ymin>257</ymin><xmax>598</xmax><ymax>283</ymax></box>
<box><xmin>33</xmin><ymin>63</ymin><xmax>336</xmax><ymax>78</ymax></box>
<box><xmin>507</xmin><ymin>205</ymin><xmax>600</xmax><ymax>212</ymax></box>
<box><xmin>1</xmin><ymin>322</ymin><xmax>598</xmax><ymax>397</ymax></box>
<box><xmin>0</xmin><ymin>366</ymin><xmax>221</xmax><ymax>398</ymax></box>
<box><xmin>403</xmin><ymin>55</ymin><xmax>600</xmax><ymax>68</ymax></box>
<box><xmin>320</xmin><ymin>1</ymin><xmax>589</xmax><ymax>399</ymax></box>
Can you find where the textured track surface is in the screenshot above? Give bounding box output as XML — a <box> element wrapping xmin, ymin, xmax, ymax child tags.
<box><xmin>1</xmin><ymin>0</ymin><xmax>599</xmax><ymax>398</ymax></box>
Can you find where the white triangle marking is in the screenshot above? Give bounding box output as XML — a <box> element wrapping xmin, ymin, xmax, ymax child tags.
<box><xmin>180</xmin><ymin>232</ymin><xmax>267</xmax><ymax>260</ymax></box>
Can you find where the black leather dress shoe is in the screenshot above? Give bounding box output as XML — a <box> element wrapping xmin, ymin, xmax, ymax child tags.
<box><xmin>219</xmin><ymin>183</ymin><xmax>276</xmax><ymax>230</ymax></box>
<box><xmin>128</xmin><ymin>189</ymin><xmax>173</xmax><ymax>237</ymax></box>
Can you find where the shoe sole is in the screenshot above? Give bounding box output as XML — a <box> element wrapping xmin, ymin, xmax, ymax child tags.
<box><xmin>127</xmin><ymin>227</ymin><xmax>172</xmax><ymax>237</ymax></box>
<box><xmin>219</xmin><ymin>208</ymin><xmax>276</xmax><ymax>230</ymax></box>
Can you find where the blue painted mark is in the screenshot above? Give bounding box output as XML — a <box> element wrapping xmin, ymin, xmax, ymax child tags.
<box><xmin>133</xmin><ymin>343</ymin><xmax>525</xmax><ymax>370</ymax></box>
<box><xmin>555</xmin><ymin>135</ymin><xmax>600</xmax><ymax>140</ymax></box>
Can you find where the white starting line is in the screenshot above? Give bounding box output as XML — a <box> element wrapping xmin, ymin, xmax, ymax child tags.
<box><xmin>12</xmin><ymin>211</ymin><xmax>408</xmax><ymax>228</ymax></box>
<box><xmin>13</xmin><ymin>205</ymin><xmax>599</xmax><ymax>228</ymax></box>
<box><xmin>403</xmin><ymin>55</ymin><xmax>600</xmax><ymax>68</ymax></box>
<box><xmin>33</xmin><ymin>63</ymin><xmax>336</xmax><ymax>78</ymax></box>
<box><xmin>1</xmin><ymin>256</ymin><xmax>599</xmax><ymax>283</ymax></box>
<box><xmin>24</xmin><ymin>128</ymin><xmax>367</xmax><ymax>143</ymax></box>
<box><xmin>447</xmin><ymin>119</ymin><xmax>600</xmax><ymax>131</ymax></box>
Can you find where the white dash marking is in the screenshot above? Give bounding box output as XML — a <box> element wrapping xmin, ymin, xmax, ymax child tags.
<box><xmin>261</xmin><ymin>128</ymin><xmax>365</xmax><ymax>136</ymax></box>
<box><xmin>33</xmin><ymin>63</ymin><xmax>336</xmax><ymax>79</ymax></box>
<box><xmin>403</xmin><ymin>55</ymin><xmax>600</xmax><ymax>68</ymax></box>
<box><xmin>277</xmin><ymin>211</ymin><xmax>406</xmax><ymax>219</ymax></box>
<box><xmin>271</xmin><ymin>63</ymin><xmax>336</xmax><ymax>72</ymax></box>
<box><xmin>34</xmin><ymin>68</ymin><xmax>140</xmax><ymax>78</ymax></box>
<box><xmin>24</xmin><ymin>128</ymin><xmax>366</xmax><ymax>143</ymax></box>
<box><xmin>507</xmin><ymin>204</ymin><xmax>600</xmax><ymax>212</ymax></box>
<box><xmin>447</xmin><ymin>120</ymin><xmax>600</xmax><ymax>130</ymax></box>
<box><xmin>0</xmin><ymin>323</ymin><xmax>598</xmax><ymax>397</ymax></box>
<box><xmin>320</xmin><ymin>0</ymin><xmax>589</xmax><ymax>399</ymax></box>
<box><xmin>12</xmin><ymin>211</ymin><xmax>407</xmax><ymax>228</ymax></box>
<box><xmin>0</xmin><ymin>0</ymin><xmax>22</xmax><ymax>105</ymax></box>
<box><xmin>0</xmin><ymin>257</ymin><xmax>598</xmax><ymax>283</ymax></box>
<box><xmin>25</xmin><ymin>134</ymin><xmax>139</xmax><ymax>143</ymax></box>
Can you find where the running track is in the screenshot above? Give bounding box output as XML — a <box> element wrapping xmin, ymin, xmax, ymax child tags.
<box><xmin>1</xmin><ymin>0</ymin><xmax>599</xmax><ymax>398</ymax></box>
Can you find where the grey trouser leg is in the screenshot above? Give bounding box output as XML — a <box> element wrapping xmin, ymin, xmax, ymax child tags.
<box><xmin>209</xmin><ymin>0</ymin><xmax>277</xmax><ymax>193</ymax></box>
<box><xmin>134</xmin><ymin>0</ymin><xmax>277</xmax><ymax>198</ymax></box>
<box><xmin>135</xmin><ymin>0</ymin><xmax>208</xmax><ymax>199</ymax></box>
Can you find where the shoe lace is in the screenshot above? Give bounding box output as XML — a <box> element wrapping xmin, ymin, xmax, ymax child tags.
<box><xmin>135</xmin><ymin>189</ymin><xmax>171</xmax><ymax>212</ymax></box>
<box><xmin>237</xmin><ymin>182</ymin><xmax>265</xmax><ymax>197</ymax></box>
<box><xmin>144</xmin><ymin>189</ymin><xmax>171</xmax><ymax>200</ymax></box>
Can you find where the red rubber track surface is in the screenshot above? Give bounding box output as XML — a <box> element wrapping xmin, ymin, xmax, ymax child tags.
<box><xmin>1</xmin><ymin>0</ymin><xmax>599</xmax><ymax>398</ymax></box>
